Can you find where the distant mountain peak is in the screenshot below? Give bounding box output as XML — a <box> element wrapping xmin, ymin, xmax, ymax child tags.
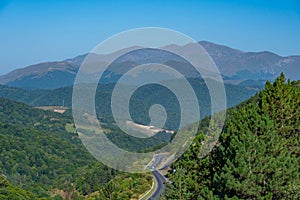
<box><xmin>0</xmin><ymin>41</ymin><xmax>299</xmax><ymax>89</ymax></box>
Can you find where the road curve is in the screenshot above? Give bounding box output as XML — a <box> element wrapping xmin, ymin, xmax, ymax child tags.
<box><xmin>145</xmin><ymin>154</ymin><xmax>171</xmax><ymax>200</ymax></box>
<box><xmin>148</xmin><ymin>170</ymin><xmax>167</xmax><ymax>200</ymax></box>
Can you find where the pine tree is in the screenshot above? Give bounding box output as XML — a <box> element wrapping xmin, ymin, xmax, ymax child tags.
<box><xmin>163</xmin><ymin>73</ymin><xmax>300</xmax><ymax>199</ymax></box>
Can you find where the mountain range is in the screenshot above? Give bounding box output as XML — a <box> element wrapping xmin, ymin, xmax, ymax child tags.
<box><xmin>0</xmin><ymin>39</ymin><xmax>299</xmax><ymax>199</ymax></box>
<box><xmin>0</xmin><ymin>41</ymin><xmax>299</xmax><ymax>89</ymax></box>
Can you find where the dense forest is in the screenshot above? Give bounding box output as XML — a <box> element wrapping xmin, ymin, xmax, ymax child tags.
<box><xmin>163</xmin><ymin>73</ymin><xmax>300</xmax><ymax>199</ymax></box>
<box><xmin>0</xmin><ymin>79</ymin><xmax>259</xmax><ymax>129</ymax></box>
<box><xmin>0</xmin><ymin>98</ymin><xmax>152</xmax><ymax>199</ymax></box>
<box><xmin>0</xmin><ymin>73</ymin><xmax>299</xmax><ymax>199</ymax></box>
<box><xmin>0</xmin><ymin>174</ymin><xmax>35</xmax><ymax>200</ymax></box>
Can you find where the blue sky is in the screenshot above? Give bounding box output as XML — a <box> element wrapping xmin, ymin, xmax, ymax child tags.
<box><xmin>0</xmin><ymin>0</ymin><xmax>299</xmax><ymax>75</ymax></box>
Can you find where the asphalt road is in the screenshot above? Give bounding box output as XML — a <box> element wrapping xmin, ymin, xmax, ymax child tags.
<box><xmin>148</xmin><ymin>170</ymin><xmax>167</xmax><ymax>200</ymax></box>
<box><xmin>149</xmin><ymin>154</ymin><xmax>166</xmax><ymax>169</ymax></box>
<box><xmin>146</xmin><ymin>154</ymin><xmax>170</xmax><ymax>200</ymax></box>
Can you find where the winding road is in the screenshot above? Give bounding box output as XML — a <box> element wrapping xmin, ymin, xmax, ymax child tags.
<box><xmin>145</xmin><ymin>154</ymin><xmax>171</xmax><ymax>200</ymax></box>
<box><xmin>148</xmin><ymin>170</ymin><xmax>167</xmax><ymax>199</ymax></box>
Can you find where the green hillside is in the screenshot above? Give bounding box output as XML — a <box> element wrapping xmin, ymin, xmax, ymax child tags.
<box><xmin>0</xmin><ymin>97</ymin><xmax>156</xmax><ymax>199</ymax></box>
<box><xmin>0</xmin><ymin>175</ymin><xmax>35</xmax><ymax>200</ymax></box>
<box><xmin>0</xmin><ymin>78</ymin><xmax>259</xmax><ymax>130</ymax></box>
<box><xmin>1</xmin><ymin>74</ymin><xmax>298</xmax><ymax>199</ymax></box>
<box><xmin>0</xmin><ymin>98</ymin><xmax>116</xmax><ymax>198</ymax></box>
<box><xmin>163</xmin><ymin>73</ymin><xmax>300</xmax><ymax>199</ymax></box>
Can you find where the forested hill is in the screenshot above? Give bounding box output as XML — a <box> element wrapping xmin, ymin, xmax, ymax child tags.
<box><xmin>0</xmin><ymin>175</ymin><xmax>35</xmax><ymax>200</ymax></box>
<box><xmin>0</xmin><ymin>98</ymin><xmax>115</xmax><ymax>199</ymax></box>
<box><xmin>163</xmin><ymin>73</ymin><xmax>300</xmax><ymax>199</ymax></box>
<box><xmin>0</xmin><ymin>97</ymin><xmax>155</xmax><ymax>199</ymax></box>
<box><xmin>0</xmin><ymin>79</ymin><xmax>260</xmax><ymax>130</ymax></box>
<box><xmin>0</xmin><ymin>79</ymin><xmax>259</xmax><ymax>111</ymax></box>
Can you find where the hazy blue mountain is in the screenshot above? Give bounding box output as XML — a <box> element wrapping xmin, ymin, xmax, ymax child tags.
<box><xmin>199</xmin><ymin>41</ymin><xmax>300</xmax><ymax>81</ymax></box>
<box><xmin>0</xmin><ymin>60</ymin><xmax>78</xmax><ymax>89</ymax></box>
<box><xmin>0</xmin><ymin>41</ymin><xmax>299</xmax><ymax>89</ymax></box>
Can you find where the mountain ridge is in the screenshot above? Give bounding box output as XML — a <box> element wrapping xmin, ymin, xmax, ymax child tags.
<box><xmin>1</xmin><ymin>41</ymin><xmax>299</xmax><ymax>89</ymax></box>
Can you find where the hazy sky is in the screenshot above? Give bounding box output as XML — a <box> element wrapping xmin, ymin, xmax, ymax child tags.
<box><xmin>0</xmin><ymin>0</ymin><xmax>300</xmax><ymax>75</ymax></box>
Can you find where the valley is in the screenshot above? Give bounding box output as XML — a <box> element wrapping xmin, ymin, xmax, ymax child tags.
<box><xmin>1</xmin><ymin>73</ymin><xmax>299</xmax><ymax>199</ymax></box>
<box><xmin>0</xmin><ymin>41</ymin><xmax>299</xmax><ymax>199</ymax></box>
<box><xmin>1</xmin><ymin>1</ymin><xmax>300</xmax><ymax>199</ymax></box>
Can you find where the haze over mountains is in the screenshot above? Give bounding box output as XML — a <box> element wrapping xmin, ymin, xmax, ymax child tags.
<box><xmin>0</xmin><ymin>41</ymin><xmax>299</xmax><ymax>90</ymax></box>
